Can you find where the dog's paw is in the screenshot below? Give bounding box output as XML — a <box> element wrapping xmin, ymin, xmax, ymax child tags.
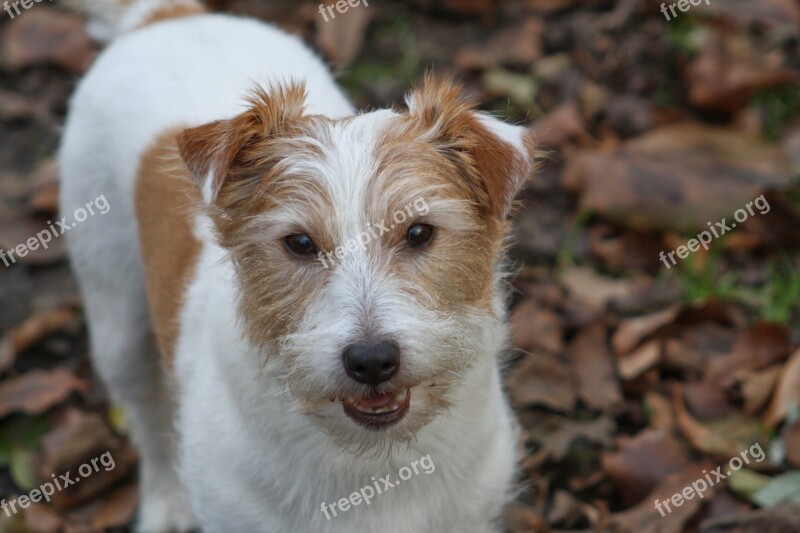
<box><xmin>136</xmin><ymin>489</ymin><xmax>198</xmax><ymax>533</ymax></box>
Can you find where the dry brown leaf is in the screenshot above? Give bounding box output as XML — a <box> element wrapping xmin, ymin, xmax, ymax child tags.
<box><xmin>455</xmin><ymin>18</ymin><xmax>542</xmax><ymax>71</ymax></box>
<box><xmin>683</xmin><ymin>381</ymin><xmax>733</xmax><ymax>420</ymax></box>
<box><xmin>741</xmin><ymin>365</ymin><xmax>782</xmax><ymax>416</ymax></box>
<box><xmin>705</xmin><ymin>323</ymin><xmax>791</xmax><ymax>388</ymax></box>
<box><xmin>314</xmin><ymin>3</ymin><xmax>374</xmax><ymax>64</ymax></box>
<box><xmin>64</xmin><ymin>482</ymin><xmax>138</xmax><ymax>532</ymax></box>
<box><xmin>558</xmin><ymin>266</ymin><xmax>638</xmax><ymax>311</ymax></box>
<box><xmin>510</xmin><ymin>300</ymin><xmax>564</xmax><ymax>354</ymax></box>
<box><xmin>602</xmin><ymin>429</ymin><xmax>691</xmax><ymax>506</ymax></box>
<box><xmin>562</xmin><ymin>124</ymin><xmax>796</xmax><ymax>233</ymax></box>
<box><xmin>0</xmin><ymin>369</ymin><xmax>87</xmax><ymax>419</ymax></box>
<box><xmin>644</xmin><ymin>391</ymin><xmax>675</xmax><ymax>432</ymax></box>
<box><xmin>617</xmin><ymin>339</ymin><xmax>661</xmax><ymax>381</ymax></box>
<box><xmin>2</xmin><ymin>9</ymin><xmax>96</xmax><ymax>73</ymax></box>
<box><xmin>29</xmin><ymin>159</ymin><xmax>60</xmax><ymax>215</ymax></box>
<box><xmin>700</xmin><ymin>502</ymin><xmax>800</xmax><ymax>532</ymax></box>
<box><xmin>0</xmin><ymin>214</ymin><xmax>68</xmax><ymax>266</ymax></box>
<box><xmin>507</xmin><ymin>351</ymin><xmax>576</xmax><ymax>412</ymax></box>
<box><xmin>0</xmin><ymin>306</ymin><xmax>79</xmax><ymax>373</ymax></box>
<box><xmin>686</xmin><ymin>30</ymin><xmax>799</xmax><ymax>113</ymax></box>
<box><xmin>785</xmin><ymin>422</ymin><xmax>800</xmax><ymax>469</ymax></box>
<box><xmin>673</xmin><ymin>385</ymin><xmax>767</xmax><ymax>460</ymax></box>
<box><xmin>765</xmin><ymin>347</ymin><xmax>800</xmax><ymax>427</ymax></box>
<box><xmin>37</xmin><ymin>408</ymin><xmax>138</xmax><ymax>508</ymax></box>
<box><xmin>610</xmin><ymin>461</ymin><xmax>715</xmax><ymax>533</ymax></box>
<box><xmin>568</xmin><ymin>322</ymin><xmax>622</xmax><ymax>411</ymax></box>
<box><xmin>22</xmin><ymin>502</ymin><xmax>62</xmax><ymax>533</ymax></box>
<box><xmin>525</xmin><ymin>416</ymin><xmax>616</xmax><ymax>466</ymax></box>
<box><xmin>612</xmin><ymin>305</ymin><xmax>681</xmax><ymax>355</ymax></box>
<box><xmin>531</xmin><ymin>103</ymin><xmax>595</xmax><ymax>149</ymax></box>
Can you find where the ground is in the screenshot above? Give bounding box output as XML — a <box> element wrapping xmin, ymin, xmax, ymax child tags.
<box><xmin>0</xmin><ymin>0</ymin><xmax>799</xmax><ymax>531</ymax></box>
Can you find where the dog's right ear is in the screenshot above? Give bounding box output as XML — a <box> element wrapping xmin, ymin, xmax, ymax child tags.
<box><xmin>178</xmin><ymin>82</ymin><xmax>307</xmax><ymax>205</ymax></box>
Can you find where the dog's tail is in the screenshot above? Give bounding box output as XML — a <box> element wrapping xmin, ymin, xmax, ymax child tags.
<box><xmin>62</xmin><ymin>0</ymin><xmax>207</xmax><ymax>43</ymax></box>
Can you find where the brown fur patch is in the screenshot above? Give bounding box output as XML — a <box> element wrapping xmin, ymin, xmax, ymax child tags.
<box><xmin>403</xmin><ymin>73</ymin><xmax>537</xmax><ymax>221</ymax></box>
<box><xmin>140</xmin><ymin>2</ymin><xmax>206</xmax><ymax>28</ymax></box>
<box><xmin>366</xmin><ymin>75</ymin><xmax>536</xmax><ymax>314</ymax></box>
<box><xmin>135</xmin><ymin>129</ymin><xmax>202</xmax><ymax>371</ymax></box>
<box><xmin>178</xmin><ymin>84</ymin><xmax>329</xmax><ymax>346</ymax></box>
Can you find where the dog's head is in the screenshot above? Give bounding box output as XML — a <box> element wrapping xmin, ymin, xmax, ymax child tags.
<box><xmin>178</xmin><ymin>75</ymin><xmax>535</xmax><ymax>450</ymax></box>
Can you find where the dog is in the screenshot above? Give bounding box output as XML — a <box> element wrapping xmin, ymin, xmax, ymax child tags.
<box><xmin>59</xmin><ymin>1</ymin><xmax>536</xmax><ymax>530</ymax></box>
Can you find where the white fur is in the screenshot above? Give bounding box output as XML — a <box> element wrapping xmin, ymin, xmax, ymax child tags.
<box><xmin>60</xmin><ymin>6</ymin><xmax>519</xmax><ymax>532</ymax></box>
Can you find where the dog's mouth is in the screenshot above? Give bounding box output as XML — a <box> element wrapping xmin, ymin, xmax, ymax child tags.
<box><xmin>342</xmin><ymin>389</ymin><xmax>411</xmax><ymax>430</ymax></box>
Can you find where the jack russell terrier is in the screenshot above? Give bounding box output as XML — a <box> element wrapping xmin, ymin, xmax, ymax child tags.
<box><xmin>60</xmin><ymin>0</ymin><xmax>536</xmax><ymax>530</ymax></box>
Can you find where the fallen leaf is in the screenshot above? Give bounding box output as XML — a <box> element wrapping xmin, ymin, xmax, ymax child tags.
<box><xmin>507</xmin><ymin>351</ymin><xmax>576</xmax><ymax>412</ymax></box>
<box><xmin>525</xmin><ymin>416</ymin><xmax>615</xmax><ymax>466</ymax></box>
<box><xmin>0</xmin><ymin>369</ymin><xmax>87</xmax><ymax>419</ymax></box>
<box><xmin>686</xmin><ymin>30</ymin><xmax>799</xmax><ymax>113</ymax></box>
<box><xmin>37</xmin><ymin>408</ymin><xmax>137</xmax><ymax>509</ymax></box>
<box><xmin>644</xmin><ymin>391</ymin><xmax>675</xmax><ymax>432</ymax></box>
<box><xmin>64</xmin><ymin>482</ymin><xmax>138</xmax><ymax>531</ymax></box>
<box><xmin>531</xmin><ymin>103</ymin><xmax>594</xmax><ymax>149</ymax></box>
<box><xmin>558</xmin><ymin>267</ymin><xmax>638</xmax><ymax>311</ymax></box>
<box><xmin>0</xmin><ymin>306</ymin><xmax>80</xmax><ymax>373</ymax></box>
<box><xmin>786</xmin><ymin>422</ymin><xmax>800</xmax><ymax>468</ymax></box>
<box><xmin>2</xmin><ymin>9</ymin><xmax>96</xmax><ymax>73</ymax></box>
<box><xmin>23</xmin><ymin>502</ymin><xmax>62</xmax><ymax>533</ymax></box>
<box><xmin>503</xmin><ymin>503</ymin><xmax>542</xmax><ymax>532</ymax></box>
<box><xmin>0</xmin><ymin>214</ymin><xmax>68</xmax><ymax>266</ymax></box>
<box><xmin>314</xmin><ymin>3</ymin><xmax>374</xmax><ymax>64</ymax></box>
<box><xmin>602</xmin><ymin>429</ymin><xmax>691</xmax><ymax>506</ymax></box>
<box><xmin>455</xmin><ymin>18</ymin><xmax>542</xmax><ymax>71</ymax></box>
<box><xmin>617</xmin><ymin>339</ymin><xmax>661</xmax><ymax>381</ymax></box>
<box><xmin>568</xmin><ymin>322</ymin><xmax>622</xmax><ymax>411</ymax></box>
<box><xmin>612</xmin><ymin>305</ymin><xmax>681</xmax><ymax>355</ymax></box>
<box><xmin>700</xmin><ymin>502</ymin><xmax>800</xmax><ymax>531</ymax></box>
<box><xmin>562</xmin><ymin>124</ymin><xmax>796</xmax><ymax>233</ymax></box>
<box><xmin>29</xmin><ymin>159</ymin><xmax>60</xmax><ymax>215</ymax></box>
<box><xmin>683</xmin><ymin>381</ymin><xmax>734</xmax><ymax>420</ymax></box>
<box><xmin>741</xmin><ymin>365</ymin><xmax>782</xmax><ymax>416</ymax></box>
<box><xmin>610</xmin><ymin>462</ymin><xmax>715</xmax><ymax>533</ymax></box>
<box><xmin>765</xmin><ymin>347</ymin><xmax>800</xmax><ymax>427</ymax></box>
<box><xmin>510</xmin><ymin>300</ymin><xmax>564</xmax><ymax>354</ymax></box>
<box><xmin>674</xmin><ymin>384</ymin><xmax>767</xmax><ymax>459</ymax></box>
<box><xmin>705</xmin><ymin>323</ymin><xmax>791</xmax><ymax>388</ymax></box>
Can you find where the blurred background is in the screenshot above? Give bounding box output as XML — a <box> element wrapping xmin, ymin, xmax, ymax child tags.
<box><xmin>0</xmin><ymin>0</ymin><xmax>798</xmax><ymax>531</ymax></box>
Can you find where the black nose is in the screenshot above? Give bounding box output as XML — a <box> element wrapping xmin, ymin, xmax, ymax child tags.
<box><xmin>342</xmin><ymin>340</ymin><xmax>400</xmax><ymax>387</ymax></box>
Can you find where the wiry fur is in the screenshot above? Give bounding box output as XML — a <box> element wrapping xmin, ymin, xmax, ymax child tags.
<box><xmin>60</xmin><ymin>2</ymin><xmax>535</xmax><ymax>531</ymax></box>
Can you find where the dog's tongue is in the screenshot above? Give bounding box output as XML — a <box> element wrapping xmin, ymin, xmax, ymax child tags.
<box><xmin>357</xmin><ymin>393</ymin><xmax>396</xmax><ymax>408</ymax></box>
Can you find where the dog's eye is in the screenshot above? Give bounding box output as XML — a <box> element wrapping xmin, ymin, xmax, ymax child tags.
<box><xmin>406</xmin><ymin>224</ymin><xmax>434</xmax><ymax>247</ymax></box>
<box><xmin>284</xmin><ymin>234</ymin><xmax>318</xmax><ymax>256</ymax></box>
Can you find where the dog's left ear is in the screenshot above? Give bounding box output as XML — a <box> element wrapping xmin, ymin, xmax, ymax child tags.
<box><xmin>405</xmin><ymin>75</ymin><xmax>536</xmax><ymax>218</ymax></box>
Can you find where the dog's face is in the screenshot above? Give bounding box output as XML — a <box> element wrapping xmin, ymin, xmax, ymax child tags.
<box><xmin>179</xmin><ymin>76</ymin><xmax>535</xmax><ymax>450</ymax></box>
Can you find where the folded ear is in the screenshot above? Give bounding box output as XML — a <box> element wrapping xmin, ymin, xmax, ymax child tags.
<box><xmin>405</xmin><ymin>74</ymin><xmax>536</xmax><ymax>218</ymax></box>
<box><xmin>178</xmin><ymin>82</ymin><xmax>307</xmax><ymax>204</ymax></box>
